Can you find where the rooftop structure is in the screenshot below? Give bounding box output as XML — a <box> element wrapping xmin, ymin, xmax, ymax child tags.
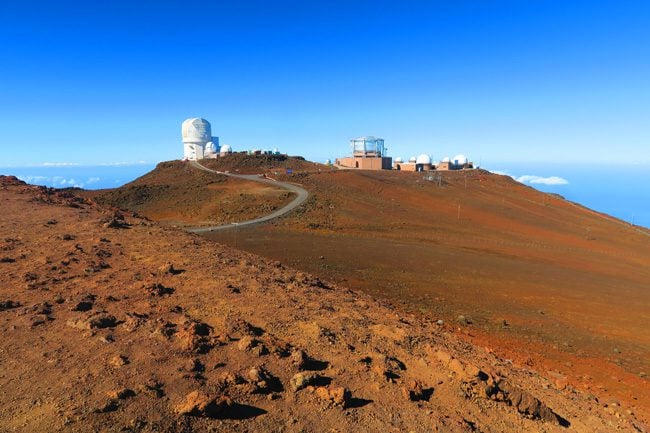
<box><xmin>351</xmin><ymin>136</ymin><xmax>385</xmax><ymax>157</ymax></box>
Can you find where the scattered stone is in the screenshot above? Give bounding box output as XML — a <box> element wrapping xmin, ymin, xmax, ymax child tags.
<box><xmin>46</xmin><ymin>219</ymin><xmax>58</xmax><ymax>225</ymax></box>
<box><xmin>436</xmin><ymin>319</ymin><xmax>444</xmax><ymax>325</ymax></box>
<box><xmin>0</xmin><ymin>257</ymin><xmax>15</xmax><ymax>263</ymax></box>
<box><xmin>315</xmin><ymin>386</ymin><xmax>350</xmax><ymax>408</ymax></box>
<box><xmin>99</xmin><ymin>335</ymin><xmax>114</xmax><ymax>344</ymax></box>
<box><xmin>402</xmin><ymin>380</ymin><xmax>430</xmax><ymax>402</ymax></box>
<box><xmin>371</xmin><ymin>354</ymin><xmax>405</xmax><ymax>382</ymax></box>
<box><xmin>61</xmin><ymin>234</ymin><xmax>75</xmax><ymax>241</ymax></box>
<box><xmin>174</xmin><ymin>391</ymin><xmax>232</xmax><ymax>417</ymax></box>
<box><xmin>139</xmin><ymin>378</ymin><xmax>164</xmax><ymax>398</ymax></box>
<box><xmin>0</xmin><ymin>300</ymin><xmax>20</xmax><ymax>311</ymax></box>
<box><xmin>461</xmin><ymin>371</ymin><xmax>567</xmax><ymax>426</ymax></box>
<box><xmin>110</xmin><ymin>354</ymin><xmax>129</xmax><ymax>367</ymax></box>
<box><xmin>72</xmin><ymin>301</ymin><xmax>93</xmax><ymax>312</ymax></box>
<box><xmin>456</xmin><ymin>315</ymin><xmax>472</xmax><ymax>325</ymax></box>
<box><xmin>102</xmin><ymin>214</ymin><xmax>128</xmax><ymax>229</ymax></box>
<box><xmin>218</xmin><ymin>371</ymin><xmax>244</xmax><ymax>387</ymax></box>
<box><xmin>290</xmin><ymin>349</ymin><xmax>309</xmax><ymax>370</ymax></box>
<box><xmin>158</xmin><ymin>263</ymin><xmax>180</xmax><ymax>275</ymax></box>
<box><xmin>223</xmin><ymin>316</ymin><xmax>263</xmax><ymax>339</ymax></box>
<box><xmin>177</xmin><ymin>320</ymin><xmax>214</xmax><ymax>353</ymax></box>
<box><xmin>290</xmin><ymin>372</ymin><xmax>319</xmax><ymax>392</ymax></box>
<box><xmin>95</xmin><ymin>399</ymin><xmax>119</xmax><ymax>413</ymax></box>
<box><xmin>247</xmin><ymin>366</ymin><xmax>273</xmax><ymax>392</ymax></box>
<box><xmin>237</xmin><ymin>336</ymin><xmax>258</xmax><ymax>352</ymax></box>
<box><xmin>53</xmin><ymin>294</ymin><xmax>65</xmax><ymax>304</ymax></box>
<box><xmin>107</xmin><ymin>388</ymin><xmax>135</xmax><ymax>400</ymax></box>
<box><xmin>613</xmin><ymin>348</ymin><xmax>621</xmax><ymax>354</ymax></box>
<box><xmin>185</xmin><ymin>358</ymin><xmax>205</xmax><ymax>373</ymax></box>
<box><xmin>144</xmin><ymin>282</ymin><xmax>174</xmax><ymax>297</ymax></box>
<box><xmin>88</xmin><ymin>313</ymin><xmax>119</xmax><ymax>329</ymax></box>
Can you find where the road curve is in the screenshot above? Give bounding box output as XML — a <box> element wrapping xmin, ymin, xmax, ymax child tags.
<box><xmin>186</xmin><ymin>160</ymin><xmax>309</xmax><ymax>233</ymax></box>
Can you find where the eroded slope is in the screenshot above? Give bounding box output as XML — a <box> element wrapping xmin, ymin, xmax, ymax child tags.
<box><xmin>0</xmin><ymin>176</ymin><xmax>643</xmax><ymax>432</ymax></box>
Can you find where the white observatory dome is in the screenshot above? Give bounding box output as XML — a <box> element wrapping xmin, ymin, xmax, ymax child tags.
<box><xmin>416</xmin><ymin>154</ymin><xmax>432</xmax><ymax>165</ymax></box>
<box><xmin>442</xmin><ymin>156</ymin><xmax>450</xmax><ymax>163</ymax></box>
<box><xmin>409</xmin><ymin>156</ymin><xmax>417</xmax><ymax>163</ymax></box>
<box><xmin>220</xmin><ymin>144</ymin><xmax>232</xmax><ymax>154</ymax></box>
<box><xmin>453</xmin><ymin>154</ymin><xmax>468</xmax><ymax>165</ymax></box>
<box><xmin>182</xmin><ymin>118</ymin><xmax>212</xmax><ymax>143</ymax></box>
<box><xmin>395</xmin><ymin>157</ymin><xmax>404</xmax><ymax>163</ymax></box>
<box><xmin>205</xmin><ymin>141</ymin><xmax>217</xmax><ymax>154</ymax></box>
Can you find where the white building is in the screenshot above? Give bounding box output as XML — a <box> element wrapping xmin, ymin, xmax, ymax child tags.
<box><xmin>182</xmin><ymin>118</ymin><xmax>220</xmax><ymax>160</ymax></box>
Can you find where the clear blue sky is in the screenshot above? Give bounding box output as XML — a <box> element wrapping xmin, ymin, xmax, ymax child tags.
<box><xmin>1</xmin><ymin>0</ymin><xmax>648</xmax><ymax>166</ymax></box>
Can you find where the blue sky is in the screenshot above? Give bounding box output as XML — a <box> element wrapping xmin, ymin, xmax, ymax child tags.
<box><xmin>1</xmin><ymin>0</ymin><xmax>649</xmax><ymax>166</ymax></box>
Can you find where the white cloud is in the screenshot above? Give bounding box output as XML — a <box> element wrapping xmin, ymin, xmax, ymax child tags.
<box><xmin>489</xmin><ymin>169</ymin><xmax>510</xmax><ymax>176</ymax></box>
<box><xmin>516</xmin><ymin>175</ymin><xmax>569</xmax><ymax>185</ymax></box>
<box><xmin>87</xmin><ymin>177</ymin><xmax>101</xmax><ymax>184</ymax></box>
<box><xmin>41</xmin><ymin>162</ymin><xmax>80</xmax><ymax>167</ymax></box>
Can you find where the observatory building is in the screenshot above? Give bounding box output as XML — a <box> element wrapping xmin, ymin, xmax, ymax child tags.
<box><xmin>182</xmin><ymin>118</ymin><xmax>225</xmax><ymax>160</ymax></box>
<box><xmin>336</xmin><ymin>136</ymin><xmax>392</xmax><ymax>170</ymax></box>
<box><xmin>436</xmin><ymin>154</ymin><xmax>473</xmax><ymax>170</ymax></box>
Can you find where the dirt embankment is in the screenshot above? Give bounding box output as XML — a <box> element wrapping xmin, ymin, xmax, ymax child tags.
<box><xmin>199</xmin><ymin>153</ymin><xmax>329</xmax><ymax>175</ymax></box>
<box><xmin>0</xmin><ymin>175</ymin><xmax>644</xmax><ymax>432</ymax></box>
<box><xmin>82</xmin><ymin>160</ymin><xmax>295</xmax><ymax>227</ymax></box>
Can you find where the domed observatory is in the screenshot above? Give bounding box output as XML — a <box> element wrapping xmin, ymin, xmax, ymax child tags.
<box><xmin>219</xmin><ymin>144</ymin><xmax>233</xmax><ymax>156</ymax></box>
<box><xmin>204</xmin><ymin>141</ymin><xmax>218</xmax><ymax>158</ymax></box>
<box><xmin>453</xmin><ymin>154</ymin><xmax>467</xmax><ymax>166</ymax></box>
<box><xmin>335</xmin><ymin>136</ymin><xmax>392</xmax><ymax>170</ymax></box>
<box><xmin>452</xmin><ymin>154</ymin><xmax>473</xmax><ymax>169</ymax></box>
<box><xmin>182</xmin><ymin>118</ymin><xmax>211</xmax><ymax>160</ymax></box>
<box><xmin>393</xmin><ymin>156</ymin><xmax>404</xmax><ymax>170</ymax></box>
<box><xmin>415</xmin><ymin>154</ymin><xmax>432</xmax><ymax>172</ymax></box>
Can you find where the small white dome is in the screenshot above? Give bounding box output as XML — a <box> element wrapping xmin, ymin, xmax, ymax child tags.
<box><xmin>442</xmin><ymin>156</ymin><xmax>450</xmax><ymax>163</ymax></box>
<box><xmin>409</xmin><ymin>156</ymin><xmax>417</xmax><ymax>163</ymax></box>
<box><xmin>220</xmin><ymin>144</ymin><xmax>232</xmax><ymax>153</ymax></box>
<box><xmin>453</xmin><ymin>154</ymin><xmax>468</xmax><ymax>165</ymax></box>
<box><xmin>205</xmin><ymin>142</ymin><xmax>217</xmax><ymax>154</ymax></box>
<box><xmin>416</xmin><ymin>154</ymin><xmax>432</xmax><ymax>165</ymax></box>
<box><xmin>394</xmin><ymin>157</ymin><xmax>403</xmax><ymax>163</ymax></box>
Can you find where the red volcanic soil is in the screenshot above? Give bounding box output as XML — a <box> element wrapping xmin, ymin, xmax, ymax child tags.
<box><xmin>80</xmin><ymin>160</ymin><xmax>295</xmax><ymax>227</ymax></box>
<box><xmin>199</xmin><ymin>152</ymin><xmax>328</xmax><ymax>175</ymax></box>
<box><xmin>202</xmin><ymin>168</ymin><xmax>650</xmax><ymax>419</ymax></box>
<box><xmin>85</xmin><ymin>160</ymin><xmax>650</xmax><ymax>423</ymax></box>
<box><xmin>3</xmin><ymin>175</ymin><xmax>641</xmax><ymax>432</ymax></box>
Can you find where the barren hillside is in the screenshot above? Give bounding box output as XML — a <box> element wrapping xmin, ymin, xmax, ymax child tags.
<box><xmin>1</xmin><ymin>176</ymin><xmax>645</xmax><ymax>432</ymax></box>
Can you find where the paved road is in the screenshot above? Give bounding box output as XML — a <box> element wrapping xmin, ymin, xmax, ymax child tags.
<box><xmin>186</xmin><ymin>160</ymin><xmax>309</xmax><ymax>233</ymax></box>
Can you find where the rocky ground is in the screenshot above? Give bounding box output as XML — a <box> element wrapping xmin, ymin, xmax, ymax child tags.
<box><xmin>1</xmin><ymin>176</ymin><xmax>646</xmax><ymax>432</ymax></box>
<box><xmin>83</xmin><ymin>160</ymin><xmax>294</xmax><ymax>227</ymax></box>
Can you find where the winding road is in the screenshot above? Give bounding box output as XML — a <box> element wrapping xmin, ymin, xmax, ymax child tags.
<box><xmin>186</xmin><ymin>160</ymin><xmax>309</xmax><ymax>233</ymax></box>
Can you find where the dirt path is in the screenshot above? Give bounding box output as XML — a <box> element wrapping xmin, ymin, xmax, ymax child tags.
<box><xmin>186</xmin><ymin>160</ymin><xmax>309</xmax><ymax>232</ymax></box>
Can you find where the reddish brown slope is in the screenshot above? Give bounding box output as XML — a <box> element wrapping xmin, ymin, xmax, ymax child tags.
<box><xmin>3</xmin><ymin>176</ymin><xmax>642</xmax><ymax>432</ymax></box>
<box><xmin>82</xmin><ymin>160</ymin><xmax>294</xmax><ymax>227</ymax></box>
<box><xmin>203</xmin><ymin>169</ymin><xmax>650</xmax><ymax>417</ymax></box>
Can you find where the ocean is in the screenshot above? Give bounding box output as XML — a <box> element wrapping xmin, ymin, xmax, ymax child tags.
<box><xmin>2</xmin><ymin>162</ymin><xmax>648</xmax><ymax>229</ymax></box>
<box><xmin>486</xmin><ymin>162</ymin><xmax>650</xmax><ymax>229</ymax></box>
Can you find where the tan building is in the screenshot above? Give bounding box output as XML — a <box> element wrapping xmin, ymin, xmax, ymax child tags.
<box><xmin>336</xmin><ymin>136</ymin><xmax>392</xmax><ymax>170</ymax></box>
<box><xmin>337</xmin><ymin>156</ymin><xmax>392</xmax><ymax>170</ymax></box>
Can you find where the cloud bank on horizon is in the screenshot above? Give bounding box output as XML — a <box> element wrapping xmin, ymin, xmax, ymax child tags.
<box><xmin>516</xmin><ymin>175</ymin><xmax>569</xmax><ymax>186</ymax></box>
<box><xmin>17</xmin><ymin>175</ymin><xmax>101</xmax><ymax>189</ymax></box>
<box><xmin>489</xmin><ymin>170</ymin><xmax>569</xmax><ymax>186</ymax></box>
